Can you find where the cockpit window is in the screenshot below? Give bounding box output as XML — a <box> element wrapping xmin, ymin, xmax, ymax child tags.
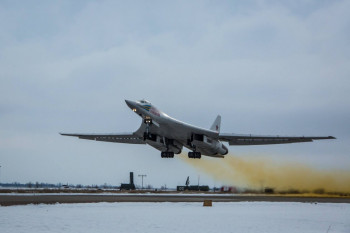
<box><xmin>139</xmin><ymin>100</ymin><xmax>150</xmax><ymax>104</ymax></box>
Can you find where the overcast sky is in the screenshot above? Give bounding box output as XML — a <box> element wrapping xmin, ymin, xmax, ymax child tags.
<box><xmin>1</xmin><ymin>0</ymin><xmax>349</xmax><ymax>188</ymax></box>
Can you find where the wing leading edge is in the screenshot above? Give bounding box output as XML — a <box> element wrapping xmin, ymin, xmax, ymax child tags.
<box><xmin>60</xmin><ymin>133</ymin><xmax>145</xmax><ymax>144</ymax></box>
<box><xmin>219</xmin><ymin>133</ymin><xmax>335</xmax><ymax>145</ymax></box>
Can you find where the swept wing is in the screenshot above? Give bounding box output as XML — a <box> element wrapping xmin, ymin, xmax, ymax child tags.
<box><xmin>219</xmin><ymin>133</ymin><xmax>335</xmax><ymax>145</ymax></box>
<box><xmin>60</xmin><ymin>132</ymin><xmax>145</xmax><ymax>144</ymax></box>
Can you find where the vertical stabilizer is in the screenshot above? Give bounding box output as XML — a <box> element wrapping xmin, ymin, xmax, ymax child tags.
<box><xmin>210</xmin><ymin>115</ymin><xmax>221</xmax><ymax>133</ymax></box>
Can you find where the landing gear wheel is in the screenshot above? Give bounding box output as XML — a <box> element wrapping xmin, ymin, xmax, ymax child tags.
<box><xmin>161</xmin><ymin>152</ymin><xmax>174</xmax><ymax>158</ymax></box>
<box><xmin>143</xmin><ymin>132</ymin><xmax>152</xmax><ymax>141</ymax></box>
<box><xmin>188</xmin><ymin>151</ymin><xmax>201</xmax><ymax>159</ymax></box>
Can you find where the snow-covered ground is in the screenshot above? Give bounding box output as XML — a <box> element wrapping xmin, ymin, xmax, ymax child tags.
<box><xmin>1</xmin><ymin>202</ymin><xmax>349</xmax><ymax>233</ymax></box>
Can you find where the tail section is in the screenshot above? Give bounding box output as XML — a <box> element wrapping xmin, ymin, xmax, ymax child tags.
<box><xmin>210</xmin><ymin>115</ymin><xmax>221</xmax><ymax>133</ymax></box>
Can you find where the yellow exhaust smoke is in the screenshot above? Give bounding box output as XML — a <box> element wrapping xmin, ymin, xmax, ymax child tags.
<box><xmin>180</xmin><ymin>154</ymin><xmax>350</xmax><ymax>193</ymax></box>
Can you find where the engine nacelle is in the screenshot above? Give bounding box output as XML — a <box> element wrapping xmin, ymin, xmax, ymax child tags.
<box><xmin>191</xmin><ymin>134</ymin><xmax>228</xmax><ymax>155</ymax></box>
<box><xmin>215</xmin><ymin>140</ymin><xmax>229</xmax><ymax>155</ymax></box>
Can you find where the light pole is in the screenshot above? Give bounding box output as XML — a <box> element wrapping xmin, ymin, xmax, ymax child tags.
<box><xmin>138</xmin><ymin>174</ymin><xmax>147</xmax><ymax>189</ymax></box>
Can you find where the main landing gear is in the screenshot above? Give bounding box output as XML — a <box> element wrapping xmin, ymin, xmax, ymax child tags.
<box><xmin>161</xmin><ymin>151</ymin><xmax>174</xmax><ymax>158</ymax></box>
<box><xmin>188</xmin><ymin>151</ymin><xmax>201</xmax><ymax>159</ymax></box>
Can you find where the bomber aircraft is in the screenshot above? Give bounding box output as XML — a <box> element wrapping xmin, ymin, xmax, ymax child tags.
<box><xmin>61</xmin><ymin>99</ymin><xmax>335</xmax><ymax>159</ymax></box>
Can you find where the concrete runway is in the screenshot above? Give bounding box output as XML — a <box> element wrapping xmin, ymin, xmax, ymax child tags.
<box><xmin>1</xmin><ymin>194</ymin><xmax>349</xmax><ymax>206</ymax></box>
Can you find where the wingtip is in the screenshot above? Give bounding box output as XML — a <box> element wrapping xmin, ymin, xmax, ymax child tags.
<box><xmin>329</xmin><ymin>136</ymin><xmax>336</xmax><ymax>139</ymax></box>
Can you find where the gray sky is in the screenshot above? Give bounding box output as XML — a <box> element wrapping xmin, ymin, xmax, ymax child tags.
<box><xmin>1</xmin><ymin>0</ymin><xmax>349</xmax><ymax>188</ymax></box>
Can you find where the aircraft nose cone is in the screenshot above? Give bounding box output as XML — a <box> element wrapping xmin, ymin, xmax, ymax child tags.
<box><xmin>125</xmin><ymin>99</ymin><xmax>131</xmax><ymax>105</ymax></box>
<box><xmin>125</xmin><ymin>99</ymin><xmax>136</xmax><ymax>109</ymax></box>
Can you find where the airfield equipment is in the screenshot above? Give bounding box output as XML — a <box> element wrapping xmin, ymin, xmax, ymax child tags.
<box><xmin>177</xmin><ymin>176</ymin><xmax>209</xmax><ymax>191</ymax></box>
<box><xmin>120</xmin><ymin>172</ymin><xmax>135</xmax><ymax>190</ymax></box>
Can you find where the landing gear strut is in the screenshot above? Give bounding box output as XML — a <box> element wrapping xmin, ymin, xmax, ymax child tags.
<box><xmin>143</xmin><ymin>118</ymin><xmax>152</xmax><ymax>140</ymax></box>
<box><xmin>161</xmin><ymin>151</ymin><xmax>174</xmax><ymax>158</ymax></box>
<box><xmin>188</xmin><ymin>151</ymin><xmax>201</xmax><ymax>159</ymax></box>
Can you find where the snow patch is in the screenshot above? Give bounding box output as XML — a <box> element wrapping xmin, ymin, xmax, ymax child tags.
<box><xmin>1</xmin><ymin>202</ymin><xmax>349</xmax><ymax>233</ymax></box>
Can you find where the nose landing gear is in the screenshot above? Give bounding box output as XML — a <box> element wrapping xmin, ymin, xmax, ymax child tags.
<box><xmin>143</xmin><ymin>118</ymin><xmax>152</xmax><ymax>140</ymax></box>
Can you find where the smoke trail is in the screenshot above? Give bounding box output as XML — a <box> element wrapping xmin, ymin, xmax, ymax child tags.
<box><xmin>181</xmin><ymin>154</ymin><xmax>350</xmax><ymax>193</ymax></box>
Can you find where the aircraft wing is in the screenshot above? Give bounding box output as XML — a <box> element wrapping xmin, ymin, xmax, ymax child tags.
<box><xmin>60</xmin><ymin>133</ymin><xmax>146</xmax><ymax>144</ymax></box>
<box><xmin>219</xmin><ymin>133</ymin><xmax>335</xmax><ymax>145</ymax></box>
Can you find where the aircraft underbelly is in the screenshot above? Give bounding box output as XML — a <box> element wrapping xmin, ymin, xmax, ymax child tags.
<box><xmin>145</xmin><ymin>117</ymin><xmax>224</xmax><ymax>156</ymax></box>
<box><xmin>152</xmin><ymin>122</ymin><xmax>189</xmax><ymax>140</ymax></box>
